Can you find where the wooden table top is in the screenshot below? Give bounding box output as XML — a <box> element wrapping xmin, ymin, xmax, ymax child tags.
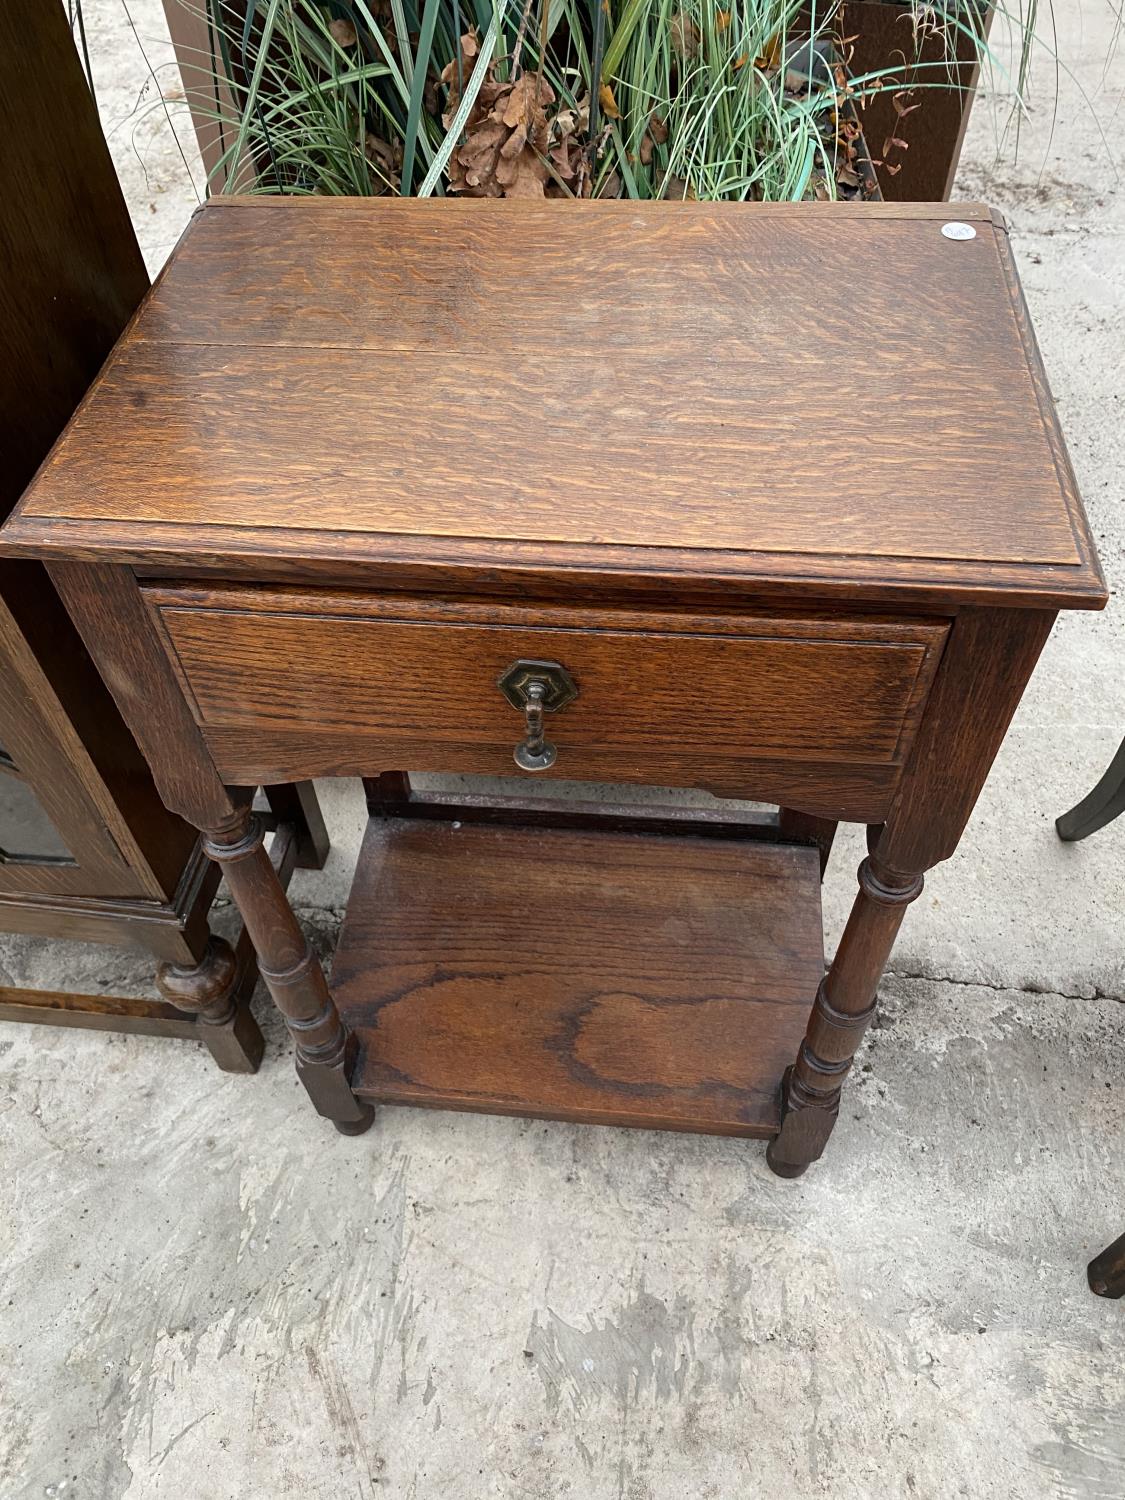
<box><xmin>3</xmin><ymin>198</ymin><xmax>1104</xmax><ymax>610</ymax></box>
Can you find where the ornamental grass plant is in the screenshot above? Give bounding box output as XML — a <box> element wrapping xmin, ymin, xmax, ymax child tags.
<box><xmin>167</xmin><ymin>1</ymin><xmax>1068</xmax><ymax>200</ymax></box>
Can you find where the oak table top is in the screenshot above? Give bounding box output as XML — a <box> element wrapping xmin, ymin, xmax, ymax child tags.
<box><xmin>4</xmin><ymin>198</ymin><xmax>1104</xmax><ymax>612</ymax></box>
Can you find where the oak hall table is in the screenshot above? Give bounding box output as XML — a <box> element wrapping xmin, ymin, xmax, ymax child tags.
<box><xmin>1</xmin><ymin>199</ymin><xmax>1105</xmax><ymax>1176</ymax></box>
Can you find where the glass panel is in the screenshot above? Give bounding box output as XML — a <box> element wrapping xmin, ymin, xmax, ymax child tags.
<box><xmin>0</xmin><ymin>774</ymin><xmax>75</xmax><ymax>863</ymax></box>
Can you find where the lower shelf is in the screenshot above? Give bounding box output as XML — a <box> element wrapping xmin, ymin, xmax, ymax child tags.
<box><xmin>331</xmin><ymin>820</ymin><xmax>824</xmax><ymax>1138</ymax></box>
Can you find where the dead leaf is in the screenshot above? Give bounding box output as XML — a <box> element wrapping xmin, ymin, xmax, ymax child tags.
<box><xmin>671</xmin><ymin>11</ymin><xmax>700</xmax><ymax>58</ymax></box>
<box><xmin>329</xmin><ymin>16</ymin><xmax>358</xmax><ymax>46</ymax></box>
<box><xmin>649</xmin><ymin>112</ymin><xmax>669</xmax><ymax>144</ymax></box>
<box><xmin>364</xmin><ymin>132</ymin><xmax>400</xmax><ymax>192</ymax></box>
<box><xmin>662</xmin><ymin>173</ymin><xmax>695</xmax><ymax>200</ymax></box>
<box><xmin>439</xmin><ymin>29</ymin><xmax>480</xmax><ymax>118</ymax></box>
<box><xmin>444</xmin><ymin>40</ymin><xmax>558</xmax><ymax>199</ymax></box>
<box><xmin>598</xmin><ymin>82</ymin><xmax>620</xmax><ymax>119</ymax></box>
<box><xmin>755</xmin><ymin>30</ymin><xmax>781</xmax><ymax>70</ymax></box>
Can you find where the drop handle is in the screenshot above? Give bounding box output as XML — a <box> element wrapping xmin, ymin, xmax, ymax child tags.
<box><xmin>517</xmin><ymin>680</ymin><xmax>552</xmax><ymax>770</ymax></box>
<box><xmin>496</xmin><ymin>659</ymin><xmax>579</xmax><ymax>772</ymax></box>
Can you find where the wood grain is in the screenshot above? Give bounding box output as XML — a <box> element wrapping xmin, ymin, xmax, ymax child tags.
<box><xmin>153</xmin><ymin>592</ymin><xmax>947</xmax><ymax>772</ymax></box>
<box><xmin>15</xmin><ymin>331</ymin><xmax>1080</xmax><ymax>562</ymax></box>
<box><xmin>877</xmin><ymin>606</ymin><xmax>1057</xmax><ymax>873</ymax></box>
<box><xmin>2</xmin><ymin>198</ymin><xmax>1104</xmax><ymax>612</ymax></box>
<box><xmin>332</xmin><ymin>820</ymin><xmax>824</xmax><ymax>1135</ymax></box>
<box><xmin>192</xmin><ymin>730</ymin><xmax>905</xmax><ymax>822</ymax></box>
<box><xmin>134</xmin><ymin>199</ymin><xmax>1003</xmax><ymax>357</ymax></box>
<box><xmin>49</xmin><ymin>562</ymin><xmax>239</xmax><ymax>831</ymax></box>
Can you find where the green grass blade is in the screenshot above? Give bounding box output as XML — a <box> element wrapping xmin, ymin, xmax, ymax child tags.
<box><xmin>417</xmin><ymin>3</ymin><xmax>503</xmax><ymax>196</ymax></box>
<box><xmin>400</xmin><ymin>0</ymin><xmax>443</xmax><ymax>191</ymax></box>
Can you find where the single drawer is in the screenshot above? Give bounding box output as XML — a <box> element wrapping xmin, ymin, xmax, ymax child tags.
<box><xmin>147</xmin><ymin>587</ymin><xmax>948</xmax><ymax>814</ymax></box>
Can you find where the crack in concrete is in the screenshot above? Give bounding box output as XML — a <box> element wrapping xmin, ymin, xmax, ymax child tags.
<box><xmin>884</xmin><ymin>969</ymin><xmax>1124</xmax><ymax>1006</ymax></box>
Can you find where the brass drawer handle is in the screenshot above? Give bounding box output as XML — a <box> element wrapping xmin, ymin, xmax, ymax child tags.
<box><xmin>497</xmin><ymin>659</ymin><xmax>578</xmax><ymax>771</ymax></box>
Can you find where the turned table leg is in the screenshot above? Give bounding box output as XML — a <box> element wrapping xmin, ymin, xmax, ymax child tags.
<box><xmin>766</xmin><ymin>607</ymin><xmax>1057</xmax><ymax>1178</ymax></box>
<box><xmin>767</xmin><ymin>854</ymin><xmax>923</xmax><ymax>1176</ymax></box>
<box><xmin>204</xmin><ymin>808</ymin><xmax>374</xmax><ymax>1135</ymax></box>
<box><xmin>157</xmin><ymin>931</ymin><xmax>264</xmax><ymax>1073</ymax></box>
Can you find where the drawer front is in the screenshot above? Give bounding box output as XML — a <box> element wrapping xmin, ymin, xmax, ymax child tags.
<box><xmin>150</xmin><ymin>589</ymin><xmax>948</xmax><ymax>806</ymax></box>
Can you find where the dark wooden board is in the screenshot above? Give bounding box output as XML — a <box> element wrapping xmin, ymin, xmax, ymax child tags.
<box><xmin>840</xmin><ymin>0</ymin><xmax>989</xmax><ymax>203</ymax></box>
<box><xmin>332</xmin><ymin>820</ymin><xmax>824</xmax><ymax>1136</ymax></box>
<box><xmin>0</xmin><ymin>0</ymin><xmax>148</xmax><ymax>520</ymax></box>
<box><xmin>2</xmin><ymin>198</ymin><xmax>1104</xmax><ymax>612</ymax></box>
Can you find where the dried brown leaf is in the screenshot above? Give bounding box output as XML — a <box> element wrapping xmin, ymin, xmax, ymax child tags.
<box><xmin>670</xmin><ymin>11</ymin><xmax>700</xmax><ymax>58</ymax></box>
<box><xmin>662</xmin><ymin>173</ymin><xmax>695</xmax><ymax>200</ymax></box>
<box><xmin>755</xmin><ymin>30</ymin><xmax>781</xmax><ymax>69</ymax></box>
<box><xmin>598</xmin><ymin>82</ymin><xmax>620</xmax><ymax>119</ymax></box>
<box><xmin>447</xmin><ymin>65</ymin><xmax>556</xmax><ymax>198</ymax></box>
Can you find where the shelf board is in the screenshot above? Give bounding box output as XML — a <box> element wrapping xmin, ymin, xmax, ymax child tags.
<box><xmin>332</xmin><ymin>820</ymin><xmax>824</xmax><ymax>1138</ymax></box>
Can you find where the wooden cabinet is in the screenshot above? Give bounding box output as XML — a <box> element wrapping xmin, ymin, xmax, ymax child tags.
<box><xmin>0</xmin><ymin>0</ymin><xmax>325</xmax><ymax>1068</ymax></box>
<box><xmin>3</xmin><ymin>198</ymin><xmax>1105</xmax><ymax>1174</ymax></box>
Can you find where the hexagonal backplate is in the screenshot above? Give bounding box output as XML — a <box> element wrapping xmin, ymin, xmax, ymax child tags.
<box><xmin>497</xmin><ymin>659</ymin><xmax>578</xmax><ymax>713</ymax></box>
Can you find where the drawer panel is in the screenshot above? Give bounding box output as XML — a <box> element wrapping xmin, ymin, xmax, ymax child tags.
<box><xmin>150</xmin><ymin>589</ymin><xmax>948</xmax><ymax>797</ymax></box>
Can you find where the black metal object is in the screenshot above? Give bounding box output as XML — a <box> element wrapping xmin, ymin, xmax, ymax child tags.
<box><xmin>1088</xmin><ymin>1230</ymin><xmax>1125</xmax><ymax>1299</ymax></box>
<box><xmin>1056</xmin><ymin>734</ymin><xmax>1125</xmax><ymax>842</ymax></box>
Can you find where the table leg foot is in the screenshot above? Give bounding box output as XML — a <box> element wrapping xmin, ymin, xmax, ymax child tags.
<box><xmin>765</xmin><ymin>1064</ymin><xmax>841</xmax><ymax>1177</ymax></box>
<box><xmin>334</xmin><ymin>1105</ymin><xmax>377</xmax><ymax>1137</ymax></box>
<box><xmin>293</xmin><ymin>1027</ymin><xmax>374</xmax><ymax>1132</ymax></box>
<box><xmin>765</xmin><ymin>1140</ymin><xmax>808</xmax><ymax>1179</ymax></box>
<box><xmin>1056</xmin><ymin>734</ymin><xmax>1125</xmax><ymax>842</ymax></box>
<box><xmin>157</xmin><ymin>933</ymin><xmax>265</xmax><ymax>1074</ymax></box>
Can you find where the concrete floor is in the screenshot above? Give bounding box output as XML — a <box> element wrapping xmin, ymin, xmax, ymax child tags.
<box><xmin>1</xmin><ymin>4</ymin><xmax>1124</xmax><ymax>1497</ymax></box>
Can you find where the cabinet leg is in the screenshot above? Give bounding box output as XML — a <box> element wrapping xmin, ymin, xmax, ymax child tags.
<box><xmin>767</xmin><ymin>855</ymin><xmax>923</xmax><ymax>1177</ymax></box>
<box><xmin>204</xmin><ymin>809</ymin><xmax>374</xmax><ymax>1134</ymax></box>
<box><xmin>157</xmin><ymin>932</ymin><xmax>265</xmax><ymax>1074</ymax></box>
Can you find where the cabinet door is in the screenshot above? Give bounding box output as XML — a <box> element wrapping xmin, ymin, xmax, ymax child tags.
<box><xmin>0</xmin><ymin>596</ymin><xmax>151</xmax><ymax>901</ymax></box>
